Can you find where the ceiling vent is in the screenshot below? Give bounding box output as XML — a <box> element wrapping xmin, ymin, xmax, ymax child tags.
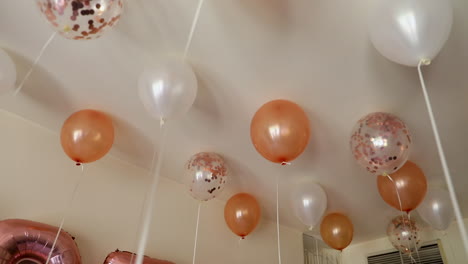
<box><xmin>367</xmin><ymin>242</ymin><xmax>445</xmax><ymax>264</ymax></box>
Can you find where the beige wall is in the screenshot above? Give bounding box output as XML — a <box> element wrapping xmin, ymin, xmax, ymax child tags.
<box><xmin>0</xmin><ymin>110</ymin><xmax>304</xmax><ymax>264</ymax></box>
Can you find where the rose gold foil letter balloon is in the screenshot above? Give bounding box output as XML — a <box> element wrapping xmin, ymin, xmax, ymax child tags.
<box><xmin>250</xmin><ymin>100</ymin><xmax>310</xmax><ymax>164</ymax></box>
<box><xmin>61</xmin><ymin>109</ymin><xmax>114</xmax><ymax>164</ymax></box>
<box><xmin>387</xmin><ymin>215</ymin><xmax>422</xmax><ymax>256</ymax></box>
<box><xmin>36</xmin><ymin>0</ymin><xmax>123</xmax><ymax>40</ymax></box>
<box><xmin>350</xmin><ymin>112</ymin><xmax>412</xmax><ymax>176</ymax></box>
<box><xmin>224</xmin><ymin>193</ymin><xmax>261</xmax><ymax>239</ymax></box>
<box><xmin>320</xmin><ymin>213</ymin><xmax>354</xmax><ymax>251</ymax></box>
<box><xmin>185</xmin><ymin>152</ymin><xmax>229</xmax><ymax>201</ymax></box>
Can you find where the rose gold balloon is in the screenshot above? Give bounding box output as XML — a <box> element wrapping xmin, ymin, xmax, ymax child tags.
<box><xmin>250</xmin><ymin>99</ymin><xmax>311</xmax><ymax>164</ymax></box>
<box><xmin>320</xmin><ymin>212</ymin><xmax>354</xmax><ymax>251</ymax></box>
<box><xmin>224</xmin><ymin>193</ymin><xmax>261</xmax><ymax>239</ymax></box>
<box><xmin>0</xmin><ymin>219</ymin><xmax>81</xmax><ymax>264</ymax></box>
<box><xmin>104</xmin><ymin>250</ymin><xmax>174</xmax><ymax>264</ymax></box>
<box><xmin>377</xmin><ymin>161</ymin><xmax>427</xmax><ymax>212</ymax></box>
<box><xmin>61</xmin><ymin>109</ymin><xmax>114</xmax><ymax>164</ymax></box>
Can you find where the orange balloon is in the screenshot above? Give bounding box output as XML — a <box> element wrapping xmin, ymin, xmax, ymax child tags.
<box><xmin>60</xmin><ymin>109</ymin><xmax>115</xmax><ymax>164</ymax></box>
<box><xmin>377</xmin><ymin>161</ymin><xmax>427</xmax><ymax>212</ymax></box>
<box><xmin>320</xmin><ymin>212</ymin><xmax>354</xmax><ymax>251</ymax></box>
<box><xmin>224</xmin><ymin>193</ymin><xmax>261</xmax><ymax>239</ymax></box>
<box><xmin>250</xmin><ymin>100</ymin><xmax>310</xmax><ymax>164</ymax></box>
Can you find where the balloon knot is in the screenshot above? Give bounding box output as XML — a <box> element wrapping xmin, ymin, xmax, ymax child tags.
<box><xmin>420</xmin><ymin>59</ymin><xmax>431</xmax><ymax>66</ymax></box>
<box><xmin>308</xmin><ymin>226</ymin><xmax>313</xmax><ymax>231</ymax></box>
<box><xmin>241</xmin><ymin>236</ymin><xmax>245</xmax><ymax>240</ymax></box>
<box><xmin>281</xmin><ymin>161</ymin><xmax>291</xmax><ymax>166</ymax></box>
<box><xmin>75</xmin><ymin>162</ymin><xmax>82</xmax><ymax>166</ymax></box>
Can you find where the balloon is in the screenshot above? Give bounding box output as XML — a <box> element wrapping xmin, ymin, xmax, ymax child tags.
<box><xmin>104</xmin><ymin>250</ymin><xmax>174</xmax><ymax>264</ymax></box>
<box><xmin>290</xmin><ymin>182</ymin><xmax>327</xmax><ymax>229</ymax></box>
<box><xmin>377</xmin><ymin>161</ymin><xmax>427</xmax><ymax>213</ymax></box>
<box><xmin>36</xmin><ymin>0</ymin><xmax>123</xmax><ymax>40</ymax></box>
<box><xmin>138</xmin><ymin>58</ymin><xmax>198</xmax><ymax>121</ymax></box>
<box><xmin>350</xmin><ymin>112</ymin><xmax>412</xmax><ymax>176</ymax></box>
<box><xmin>250</xmin><ymin>99</ymin><xmax>310</xmax><ymax>164</ymax></box>
<box><xmin>417</xmin><ymin>188</ymin><xmax>454</xmax><ymax>231</ymax></box>
<box><xmin>387</xmin><ymin>215</ymin><xmax>422</xmax><ymax>256</ymax></box>
<box><xmin>0</xmin><ymin>219</ymin><xmax>81</xmax><ymax>264</ymax></box>
<box><xmin>61</xmin><ymin>109</ymin><xmax>114</xmax><ymax>164</ymax></box>
<box><xmin>369</xmin><ymin>0</ymin><xmax>453</xmax><ymax>67</ymax></box>
<box><xmin>0</xmin><ymin>48</ymin><xmax>16</xmax><ymax>94</ymax></box>
<box><xmin>184</xmin><ymin>152</ymin><xmax>229</xmax><ymax>202</ymax></box>
<box><xmin>320</xmin><ymin>213</ymin><xmax>354</xmax><ymax>251</ymax></box>
<box><xmin>224</xmin><ymin>193</ymin><xmax>261</xmax><ymax>239</ymax></box>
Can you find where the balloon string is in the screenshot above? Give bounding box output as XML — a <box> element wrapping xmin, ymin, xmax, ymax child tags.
<box><xmin>276</xmin><ymin>176</ymin><xmax>282</xmax><ymax>264</ymax></box>
<box><xmin>407</xmin><ymin>213</ymin><xmax>421</xmax><ymax>264</ymax></box>
<box><xmin>45</xmin><ymin>164</ymin><xmax>85</xmax><ymax>264</ymax></box>
<box><xmin>315</xmin><ymin>236</ymin><xmax>319</xmax><ymax>264</ymax></box>
<box><xmin>14</xmin><ymin>32</ymin><xmax>57</xmax><ymax>96</ymax></box>
<box><xmin>417</xmin><ymin>59</ymin><xmax>468</xmax><ymax>256</ymax></box>
<box><xmin>192</xmin><ymin>203</ymin><xmax>201</xmax><ymax>264</ymax></box>
<box><xmin>134</xmin><ymin>122</ymin><xmax>168</xmax><ymax>264</ymax></box>
<box><xmin>183</xmin><ymin>0</ymin><xmax>205</xmax><ymax>60</ymax></box>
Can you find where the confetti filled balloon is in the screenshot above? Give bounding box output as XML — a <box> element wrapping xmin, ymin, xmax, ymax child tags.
<box><xmin>387</xmin><ymin>215</ymin><xmax>422</xmax><ymax>256</ymax></box>
<box><xmin>185</xmin><ymin>152</ymin><xmax>229</xmax><ymax>202</ymax></box>
<box><xmin>36</xmin><ymin>0</ymin><xmax>123</xmax><ymax>40</ymax></box>
<box><xmin>350</xmin><ymin>112</ymin><xmax>412</xmax><ymax>176</ymax></box>
<box><xmin>224</xmin><ymin>193</ymin><xmax>261</xmax><ymax>239</ymax></box>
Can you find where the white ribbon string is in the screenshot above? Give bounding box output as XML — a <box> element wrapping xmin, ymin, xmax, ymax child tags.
<box><xmin>134</xmin><ymin>121</ymin><xmax>168</xmax><ymax>264</ymax></box>
<box><xmin>192</xmin><ymin>203</ymin><xmax>201</xmax><ymax>264</ymax></box>
<box><xmin>417</xmin><ymin>60</ymin><xmax>468</xmax><ymax>257</ymax></box>
<box><xmin>276</xmin><ymin>176</ymin><xmax>282</xmax><ymax>264</ymax></box>
<box><xmin>14</xmin><ymin>32</ymin><xmax>57</xmax><ymax>96</ymax></box>
<box><xmin>407</xmin><ymin>213</ymin><xmax>421</xmax><ymax>263</ymax></box>
<box><xmin>183</xmin><ymin>0</ymin><xmax>205</xmax><ymax>60</ymax></box>
<box><xmin>45</xmin><ymin>164</ymin><xmax>85</xmax><ymax>264</ymax></box>
<box><xmin>315</xmin><ymin>237</ymin><xmax>319</xmax><ymax>264</ymax></box>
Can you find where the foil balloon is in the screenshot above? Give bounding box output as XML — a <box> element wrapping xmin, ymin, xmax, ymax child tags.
<box><xmin>0</xmin><ymin>219</ymin><xmax>81</xmax><ymax>264</ymax></box>
<box><xmin>0</xmin><ymin>48</ymin><xmax>16</xmax><ymax>94</ymax></box>
<box><xmin>387</xmin><ymin>215</ymin><xmax>422</xmax><ymax>256</ymax></box>
<box><xmin>369</xmin><ymin>0</ymin><xmax>453</xmax><ymax>67</ymax></box>
<box><xmin>417</xmin><ymin>188</ymin><xmax>454</xmax><ymax>231</ymax></box>
<box><xmin>104</xmin><ymin>250</ymin><xmax>174</xmax><ymax>264</ymax></box>
<box><xmin>138</xmin><ymin>58</ymin><xmax>198</xmax><ymax>121</ymax></box>
<box><xmin>350</xmin><ymin>112</ymin><xmax>412</xmax><ymax>176</ymax></box>
<box><xmin>36</xmin><ymin>0</ymin><xmax>123</xmax><ymax>40</ymax></box>
<box><xmin>61</xmin><ymin>109</ymin><xmax>114</xmax><ymax>164</ymax></box>
<box><xmin>320</xmin><ymin>213</ymin><xmax>354</xmax><ymax>251</ymax></box>
<box><xmin>224</xmin><ymin>193</ymin><xmax>261</xmax><ymax>239</ymax></box>
<box><xmin>290</xmin><ymin>182</ymin><xmax>327</xmax><ymax>230</ymax></box>
<box><xmin>250</xmin><ymin>99</ymin><xmax>310</xmax><ymax>164</ymax></box>
<box><xmin>377</xmin><ymin>161</ymin><xmax>427</xmax><ymax>213</ymax></box>
<box><xmin>185</xmin><ymin>152</ymin><xmax>229</xmax><ymax>201</ymax></box>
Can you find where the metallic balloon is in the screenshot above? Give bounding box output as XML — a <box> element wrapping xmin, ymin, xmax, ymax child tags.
<box><xmin>417</xmin><ymin>188</ymin><xmax>454</xmax><ymax>231</ymax></box>
<box><xmin>0</xmin><ymin>49</ymin><xmax>16</xmax><ymax>94</ymax></box>
<box><xmin>350</xmin><ymin>112</ymin><xmax>412</xmax><ymax>176</ymax></box>
<box><xmin>369</xmin><ymin>0</ymin><xmax>453</xmax><ymax>66</ymax></box>
<box><xmin>387</xmin><ymin>215</ymin><xmax>422</xmax><ymax>256</ymax></box>
<box><xmin>0</xmin><ymin>219</ymin><xmax>81</xmax><ymax>264</ymax></box>
<box><xmin>104</xmin><ymin>250</ymin><xmax>174</xmax><ymax>264</ymax></box>
<box><xmin>250</xmin><ymin>99</ymin><xmax>310</xmax><ymax>164</ymax></box>
<box><xmin>290</xmin><ymin>182</ymin><xmax>327</xmax><ymax>229</ymax></box>
<box><xmin>138</xmin><ymin>58</ymin><xmax>198</xmax><ymax>121</ymax></box>
<box><xmin>184</xmin><ymin>152</ymin><xmax>229</xmax><ymax>202</ymax></box>
<box><xmin>61</xmin><ymin>109</ymin><xmax>115</xmax><ymax>164</ymax></box>
<box><xmin>320</xmin><ymin>213</ymin><xmax>354</xmax><ymax>251</ymax></box>
<box><xmin>36</xmin><ymin>0</ymin><xmax>123</xmax><ymax>40</ymax></box>
<box><xmin>377</xmin><ymin>161</ymin><xmax>427</xmax><ymax>213</ymax></box>
<box><xmin>224</xmin><ymin>193</ymin><xmax>261</xmax><ymax>239</ymax></box>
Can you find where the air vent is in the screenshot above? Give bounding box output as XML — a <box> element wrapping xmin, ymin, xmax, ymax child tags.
<box><xmin>368</xmin><ymin>243</ymin><xmax>444</xmax><ymax>264</ymax></box>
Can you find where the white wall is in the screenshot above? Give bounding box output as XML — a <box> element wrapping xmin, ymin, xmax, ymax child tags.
<box><xmin>0</xmin><ymin>110</ymin><xmax>304</xmax><ymax>264</ymax></box>
<box><xmin>342</xmin><ymin>219</ymin><xmax>468</xmax><ymax>264</ymax></box>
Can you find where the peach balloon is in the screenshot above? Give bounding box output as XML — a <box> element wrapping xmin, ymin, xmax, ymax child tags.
<box><xmin>61</xmin><ymin>109</ymin><xmax>114</xmax><ymax>164</ymax></box>
<box><xmin>250</xmin><ymin>100</ymin><xmax>310</xmax><ymax>164</ymax></box>
<box><xmin>320</xmin><ymin>212</ymin><xmax>354</xmax><ymax>251</ymax></box>
<box><xmin>224</xmin><ymin>193</ymin><xmax>261</xmax><ymax>239</ymax></box>
<box><xmin>377</xmin><ymin>161</ymin><xmax>427</xmax><ymax>212</ymax></box>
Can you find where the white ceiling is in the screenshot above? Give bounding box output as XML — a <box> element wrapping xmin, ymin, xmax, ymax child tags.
<box><xmin>1</xmin><ymin>0</ymin><xmax>468</xmax><ymax>244</ymax></box>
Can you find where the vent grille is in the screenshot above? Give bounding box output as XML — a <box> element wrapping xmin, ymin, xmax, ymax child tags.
<box><xmin>368</xmin><ymin>243</ymin><xmax>444</xmax><ymax>264</ymax></box>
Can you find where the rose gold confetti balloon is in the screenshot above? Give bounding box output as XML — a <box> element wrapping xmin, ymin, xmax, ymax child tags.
<box><xmin>350</xmin><ymin>112</ymin><xmax>412</xmax><ymax>176</ymax></box>
<box><xmin>36</xmin><ymin>0</ymin><xmax>123</xmax><ymax>40</ymax></box>
<box><xmin>387</xmin><ymin>215</ymin><xmax>422</xmax><ymax>256</ymax></box>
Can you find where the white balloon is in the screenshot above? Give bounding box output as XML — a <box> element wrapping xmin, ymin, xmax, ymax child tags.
<box><xmin>0</xmin><ymin>49</ymin><xmax>16</xmax><ymax>94</ymax></box>
<box><xmin>291</xmin><ymin>182</ymin><xmax>327</xmax><ymax>229</ymax></box>
<box><xmin>138</xmin><ymin>58</ymin><xmax>197</xmax><ymax>121</ymax></box>
<box><xmin>417</xmin><ymin>188</ymin><xmax>454</xmax><ymax>231</ymax></box>
<box><xmin>369</xmin><ymin>0</ymin><xmax>453</xmax><ymax>67</ymax></box>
